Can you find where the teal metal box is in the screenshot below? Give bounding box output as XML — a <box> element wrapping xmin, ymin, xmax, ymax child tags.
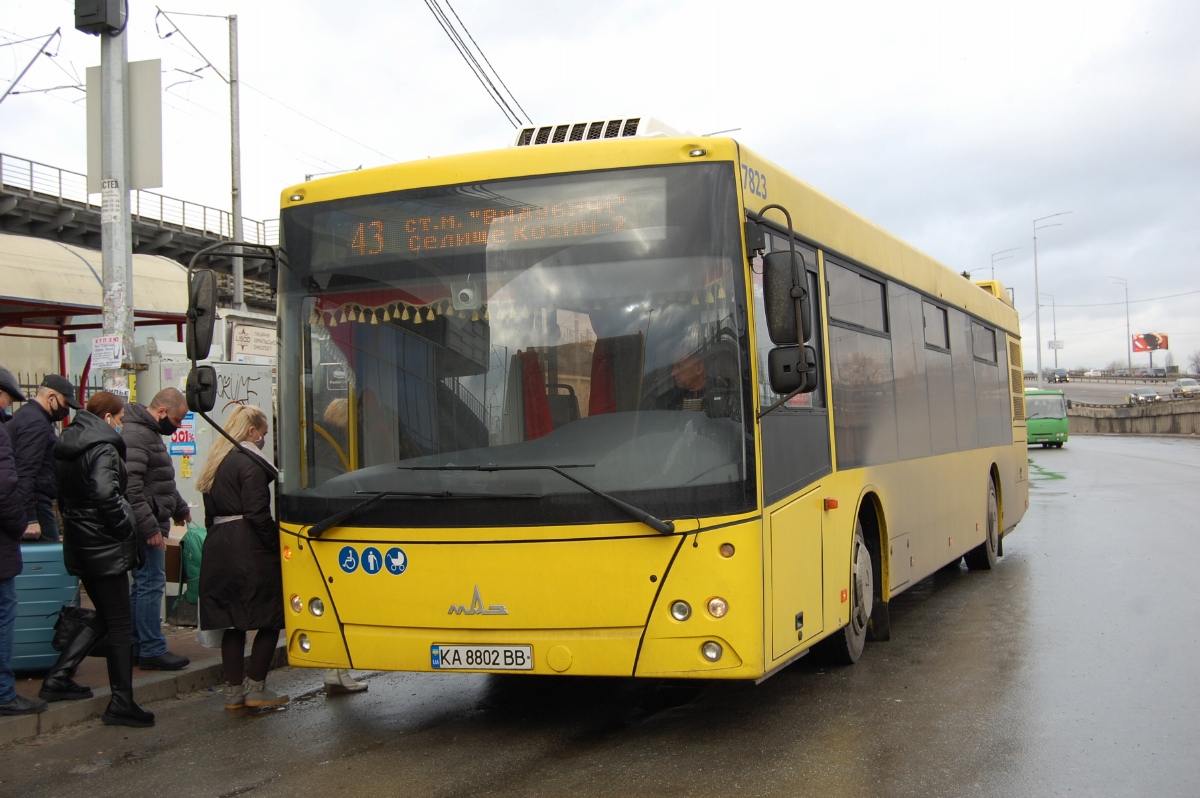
<box><xmin>13</xmin><ymin>543</ymin><xmax>78</xmax><ymax>671</ymax></box>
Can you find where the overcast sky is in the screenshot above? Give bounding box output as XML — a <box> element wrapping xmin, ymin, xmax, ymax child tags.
<box><xmin>3</xmin><ymin>0</ymin><xmax>1198</xmax><ymax>371</ymax></box>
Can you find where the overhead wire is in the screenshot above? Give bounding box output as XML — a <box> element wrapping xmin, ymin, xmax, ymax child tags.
<box><xmin>444</xmin><ymin>0</ymin><xmax>530</xmax><ymax>125</ymax></box>
<box><xmin>422</xmin><ymin>0</ymin><xmax>529</xmax><ymax>127</ymax></box>
<box><xmin>150</xmin><ymin>10</ymin><xmax>396</xmax><ymax>165</ymax></box>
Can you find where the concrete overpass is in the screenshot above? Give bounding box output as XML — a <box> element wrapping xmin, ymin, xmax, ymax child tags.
<box><xmin>0</xmin><ymin>151</ymin><xmax>277</xmax><ymax>310</ymax></box>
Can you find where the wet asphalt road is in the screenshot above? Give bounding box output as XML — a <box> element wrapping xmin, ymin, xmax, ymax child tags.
<box><xmin>4</xmin><ymin>435</ymin><xmax>1198</xmax><ymax>798</ymax></box>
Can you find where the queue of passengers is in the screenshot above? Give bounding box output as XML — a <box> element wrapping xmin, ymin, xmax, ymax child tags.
<box><xmin>1</xmin><ymin>367</ymin><xmax>361</xmax><ymax>725</ymax></box>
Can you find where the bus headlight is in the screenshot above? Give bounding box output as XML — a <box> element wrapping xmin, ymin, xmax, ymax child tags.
<box><xmin>707</xmin><ymin>597</ymin><xmax>729</xmax><ymax>618</ymax></box>
<box><xmin>298</xmin><ymin>634</ymin><xmax>311</xmax><ymax>653</ymax></box>
<box><xmin>701</xmin><ymin>641</ymin><xmax>723</xmax><ymax>662</ymax></box>
<box><xmin>289</xmin><ymin>594</ymin><xmax>303</xmax><ymax>613</ymax></box>
<box><xmin>670</xmin><ymin>600</ymin><xmax>692</xmax><ymax>621</ymax></box>
<box><xmin>308</xmin><ymin>598</ymin><xmax>325</xmax><ymax>617</ymax></box>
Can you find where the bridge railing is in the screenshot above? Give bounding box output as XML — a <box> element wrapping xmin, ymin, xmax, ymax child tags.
<box><xmin>0</xmin><ymin>152</ymin><xmax>277</xmax><ymax>246</ymax></box>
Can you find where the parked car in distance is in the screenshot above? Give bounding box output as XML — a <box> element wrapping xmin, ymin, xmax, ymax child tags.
<box><xmin>1149</xmin><ymin>368</ymin><xmax>1167</xmax><ymax>378</ymax></box>
<box><xmin>1172</xmin><ymin>378</ymin><xmax>1200</xmax><ymax>398</ymax></box>
<box><xmin>1083</xmin><ymin>368</ymin><xmax>1103</xmax><ymax>377</ymax></box>
<box><xmin>1113</xmin><ymin>369</ymin><xmax>1129</xmax><ymax>377</ymax></box>
<box><xmin>1128</xmin><ymin>387</ymin><xmax>1162</xmax><ymax>405</ymax></box>
<box><xmin>1049</xmin><ymin>368</ymin><xmax>1069</xmax><ymax>383</ymax></box>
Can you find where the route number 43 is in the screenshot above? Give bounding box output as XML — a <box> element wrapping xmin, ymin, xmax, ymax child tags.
<box><xmin>741</xmin><ymin>164</ymin><xmax>768</xmax><ymax>200</ymax></box>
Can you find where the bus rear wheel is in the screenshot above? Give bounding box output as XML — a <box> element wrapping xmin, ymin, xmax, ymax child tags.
<box><xmin>965</xmin><ymin>478</ymin><xmax>999</xmax><ymax>571</ymax></box>
<box><xmin>817</xmin><ymin>520</ymin><xmax>872</xmax><ymax>665</ymax></box>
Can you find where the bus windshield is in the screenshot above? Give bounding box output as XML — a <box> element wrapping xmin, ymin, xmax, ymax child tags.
<box><xmin>277</xmin><ymin>163</ymin><xmax>754</xmax><ymax>528</ymax></box>
<box><xmin>1025</xmin><ymin>393</ymin><xmax>1067</xmax><ymax>419</ymax></box>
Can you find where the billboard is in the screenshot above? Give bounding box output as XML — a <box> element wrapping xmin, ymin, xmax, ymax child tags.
<box><xmin>1132</xmin><ymin>333</ymin><xmax>1168</xmax><ymax>352</ymax></box>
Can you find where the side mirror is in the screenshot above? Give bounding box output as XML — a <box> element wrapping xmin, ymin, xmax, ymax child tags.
<box><xmin>762</xmin><ymin>250</ymin><xmax>813</xmax><ymax>344</ymax></box>
<box><xmin>186</xmin><ymin>365</ymin><xmax>217</xmax><ymax>413</ymax></box>
<box><xmin>767</xmin><ymin>345</ymin><xmax>818</xmax><ymax>396</ymax></box>
<box><xmin>186</xmin><ymin>269</ymin><xmax>218</xmax><ymax>361</ymax></box>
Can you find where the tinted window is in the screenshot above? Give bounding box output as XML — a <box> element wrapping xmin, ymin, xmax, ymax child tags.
<box><xmin>828</xmin><ymin>261</ymin><xmax>886</xmax><ymax>333</ymax></box>
<box><xmin>923</xmin><ymin>302</ymin><xmax>949</xmax><ymax>349</ymax></box>
<box><xmin>972</xmin><ymin>322</ymin><xmax>997</xmax><ymax>363</ymax></box>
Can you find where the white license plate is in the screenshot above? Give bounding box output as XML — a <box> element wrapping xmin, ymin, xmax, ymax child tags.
<box><xmin>431</xmin><ymin>644</ymin><xmax>533</xmax><ymax>671</ymax></box>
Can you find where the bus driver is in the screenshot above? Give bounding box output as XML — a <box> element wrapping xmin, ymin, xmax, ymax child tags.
<box><xmin>650</xmin><ymin>342</ymin><xmax>735</xmax><ymax>418</ymax></box>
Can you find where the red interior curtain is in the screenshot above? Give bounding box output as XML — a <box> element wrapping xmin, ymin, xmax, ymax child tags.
<box><xmin>588</xmin><ymin>338</ymin><xmax>616</xmax><ymax>416</ymax></box>
<box><xmin>520</xmin><ymin>351</ymin><xmax>553</xmax><ymax>440</ymax></box>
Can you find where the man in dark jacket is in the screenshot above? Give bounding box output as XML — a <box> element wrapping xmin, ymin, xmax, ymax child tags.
<box><xmin>8</xmin><ymin>374</ymin><xmax>81</xmax><ymax>542</ymax></box>
<box><xmin>123</xmin><ymin>387</ymin><xmax>191</xmax><ymax>670</ymax></box>
<box><xmin>0</xmin><ymin>365</ymin><xmax>47</xmax><ymax>715</ymax></box>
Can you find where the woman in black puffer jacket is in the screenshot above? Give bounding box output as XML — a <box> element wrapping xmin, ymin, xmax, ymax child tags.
<box><xmin>45</xmin><ymin>391</ymin><xmax>153</xmax><ymax>727</ymax></box>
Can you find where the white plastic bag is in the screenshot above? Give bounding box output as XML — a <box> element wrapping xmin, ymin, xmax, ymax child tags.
<box><xmin>196</xmin><ymin>628</ymin><xmax>226</xmax><ymax>648</ymax></box>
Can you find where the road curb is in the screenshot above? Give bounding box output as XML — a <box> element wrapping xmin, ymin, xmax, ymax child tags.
<box><xmin>0</xmin><ymin>647</ymin><xmax>287</xmax><ymax>746</ymax></box>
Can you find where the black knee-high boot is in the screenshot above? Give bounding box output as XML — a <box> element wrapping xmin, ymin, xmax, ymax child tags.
<box><xmin>39</xmin><ymin>624</ymin><xmax>99</xmax><ymax>701</ymax></box>
<box><xmin>101</xmin><ymin>644</ymin><xmax>155</xmax><ymax>728</ymax></box>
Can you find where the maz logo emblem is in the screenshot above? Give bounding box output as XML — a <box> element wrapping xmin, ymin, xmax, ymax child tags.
<box><xmin>448</xmin><ymin>585</ymin><xmax>508</xmax><ymax>616</ymax></box>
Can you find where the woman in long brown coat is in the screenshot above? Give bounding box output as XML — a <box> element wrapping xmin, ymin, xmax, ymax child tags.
<box><xmin>195</xmin><ymin>405</ymin><xmax>287</xmax><ymax>709</ymax></box>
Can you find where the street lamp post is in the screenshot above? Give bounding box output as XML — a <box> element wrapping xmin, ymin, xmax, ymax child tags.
<box><xmin>990</xmin><ymin>247</ymin><xmax>1020</xmax><ymax>280</ymax></box>
<box><xmin>1107</xmin><ymin>275</ymin><xmax>1131</xmax><ymax>372</ymax></box>
<box><xmin>1033</xmin><ymin>212</ymin><xmax>1072</xmax><ymax>389</ymax></box>
<box><xmin>1041</xmin><ymin>293</ymin><xmax>1058</xmax><ymax>368</ymax></box>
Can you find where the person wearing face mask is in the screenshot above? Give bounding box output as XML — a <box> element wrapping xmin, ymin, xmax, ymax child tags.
<box><xmin>1</xmin><ymin>367</ymin><xmax>48</xmax><ymax>716</ymax></box>
<box><xmin>195</xmin><ymin>404</ymin><xmax>289</xmax><ymax>710</ymax></box>
<box><xmin>7</xmin><ymin>374</ymin><xmax>82</xmax><ymax>543</ymax></box>
<box><xmin>122</xmin><ymin>387</ymin><xmax>192</xmax><ymax>671</ymax></box>
<box><xmin>40</xmin><ymin>391</ymin><xmax>154</xmax><ymax>726</ymax></box>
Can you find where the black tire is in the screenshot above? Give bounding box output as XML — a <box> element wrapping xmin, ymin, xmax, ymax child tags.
<box><xmin>965</xmin><ymin>477</ymin><xmax>999</xmax><ymax>571</ymax></box>
<box><xmin>817</xmin><ymin>519</ymin><xmax>872</xmax><ymax>664</ymax></box>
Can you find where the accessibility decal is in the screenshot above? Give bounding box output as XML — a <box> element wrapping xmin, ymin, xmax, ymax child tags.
<box><xmin>361</xmin><ymin>547</ymin><xmax>383</xmax><ymax>575</ymax></box>
<box><xmin>385</xmin><ymin>547</ymin><xmax>408</xmax><ymax>575</ymax></box>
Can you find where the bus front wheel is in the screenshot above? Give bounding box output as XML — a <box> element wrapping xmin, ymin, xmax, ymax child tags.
<box><xmin>818</xmin><ymin>520</ymin><xmax>872</xmax><ymax>665</ymax></box>
<box><xmin>965</xmin><ymin>478</ymin><xmax>999</xmax><ymax>571</ymax></box>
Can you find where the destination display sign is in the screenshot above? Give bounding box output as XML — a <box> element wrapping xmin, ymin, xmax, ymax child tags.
<box><xmin>322</xmin><ymin>177</ymin><xmax>666</xmax><ymax>260</ymax></box>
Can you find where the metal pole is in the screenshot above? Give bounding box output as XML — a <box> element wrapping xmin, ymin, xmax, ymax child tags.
<box><xmin>229</xmin><ymin>14</ymin><xmax>244</xmax><ymax>310</ymax></box>
<box><xmin>1033</xmin><ymin>229</ymin><xmax>1043</xmax><ymax>390</ymax></box>
<box><xmin>0</xmin><ymin>29</ymin><xmax>60</xmax><ymax>107</ymax></box>
<box><xmin>990</xmin><ymin>247</ymin><xmax>1019</xmax><ymax>282</ymax></box>
<box><xmin>1124</xmin><ymin>282</ymin><xmax>1131</xmax><ymax>371</ymax></box>
<box><xmin>1052</xmin><ymin>296</ymin><xmax>1058</xmax><ymax>369</ymax></box>
<box><xmin>1031</xmin><ymin>212</ymin><xmax>1071</xmax><ymax>390</ymax></box>
<box><xmin>1108</xmin><ymin>276</ymin><xmax>1131</xmax><ymax>372</ymax></box>
<box><xmin>100</xmin><ymin>16</ymin><xmax>134</xmax><ymax>396</ymax></box>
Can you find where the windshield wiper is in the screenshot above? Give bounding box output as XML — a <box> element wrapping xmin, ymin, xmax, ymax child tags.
<box><xmin>306</xmin><ymin>489</ymin><xmax>534</xmax><ymax>538</ymax></box>
<box><xmin>405</xmin><ymin>464</ymin><xmax>676</xmax><ymax>534</ymax></box>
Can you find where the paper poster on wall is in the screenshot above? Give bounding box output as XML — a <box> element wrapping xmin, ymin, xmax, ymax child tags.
<box><xmin>92</xmin><ymin>335</ymin><xmax>123</xmax><ymax>369</ymax></box>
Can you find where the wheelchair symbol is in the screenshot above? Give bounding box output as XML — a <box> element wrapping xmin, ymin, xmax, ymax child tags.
<box><xmin>338</xmin><ymin>546</ymin><xmax>358</xmax><ymax>573</ymax></box>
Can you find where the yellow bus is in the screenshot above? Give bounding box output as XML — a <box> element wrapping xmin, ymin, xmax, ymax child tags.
<box><xmin>274</xmin><ymin>117</ymin><xmax>1028</xmax><ymax>680</ymax></box>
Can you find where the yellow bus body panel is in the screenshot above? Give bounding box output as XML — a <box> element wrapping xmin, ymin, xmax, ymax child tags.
<box><xmin>281</xmin><ymin>515</ymin><xmax>771</xmax><ymax>678</ymax></box>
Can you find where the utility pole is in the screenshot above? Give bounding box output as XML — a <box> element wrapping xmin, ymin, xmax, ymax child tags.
<box><xmin>154</xmin><ymin>8</ymin><xmax>245</xmax><ymax>309</ymax></box>
<box><xmin>1108</xmin><ymin>276</ymin><xmax>1131</xmax><ymax>373</ymax></box>
<box><xmin>1032</xmin><ymin>212</ymin><xmax>1071</xmax><ymax>389</ymax></box>
<box><xmin>78</xmin><ymin>3</ymin><xmax>135</xmax><ymax>397</ymax></box>
<box><xmin>229</xmin><ymin>14</ymin><xmax>244</xmax><ymax>310</ymax></box>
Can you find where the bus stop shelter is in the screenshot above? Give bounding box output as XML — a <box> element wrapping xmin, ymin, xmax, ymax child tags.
<box><xmin>0</xmin><ymin>232</ymin><xmax>187</xmax><ymax>398</ymax></box>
